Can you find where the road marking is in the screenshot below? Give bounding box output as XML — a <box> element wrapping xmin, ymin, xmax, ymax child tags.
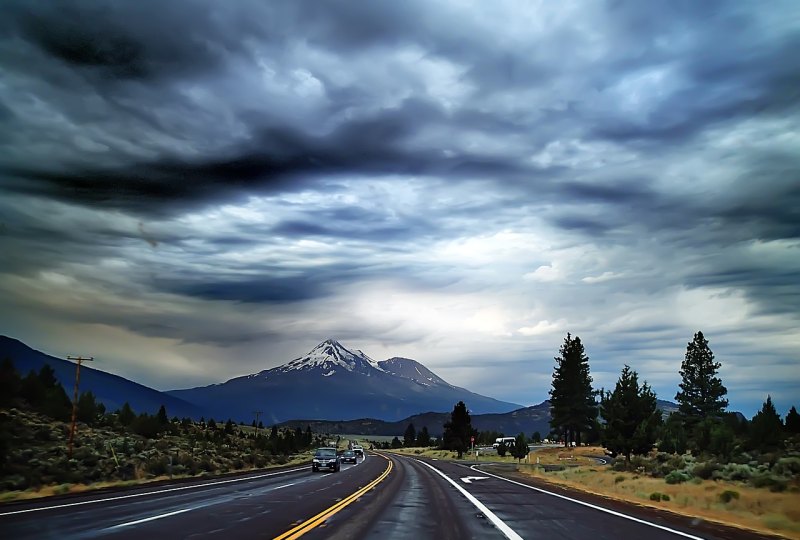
<box><xmin>471</xmin><ymin>465</ymin><xmax>704</xmax><ymax>540</ymax></box>
<box><xmin>273</xmin><ymin>454</ymin><xmax>393</xmax><ymax>540</ymax></box>
<box><xmin>415</xmin><ymin>460</ymin><xmax>522</xmax><ymax>540</ymax></box>
<box><xmin>460</xmin><ymin>476</ymin><xmax>489</xmax><ymax>484</ymax></box>
<box><xmin>108</xmin><ymin>507</ymin><xmax>194</xmax><ymax>529</ymax></box>
<box><xmin>0</xmin><ymin>466</ymin><xmax>308</xmax><ymax>517</ymax></box>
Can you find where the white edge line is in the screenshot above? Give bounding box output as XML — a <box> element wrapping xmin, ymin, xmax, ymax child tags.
<box><xmin>415</xmin><ymin>459</ymin><xmax>523</xmax><ymax>540</ymax></box>
<box><xmin>471</xmin><ymin>465</ymin><xmax>704</xmax><ymax>540</ymax></box>
<box><xmin>0</xmin><ymin>466</ymin><xmax>307</xmax><ymax>517</ymax></box>
<box><xmin>108</xmin><ymin>507</ymin><xmax>194</xmax><ymax>529</ymax></box>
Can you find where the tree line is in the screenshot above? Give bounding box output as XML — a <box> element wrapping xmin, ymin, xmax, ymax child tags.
<box><xmin>435</xmin><ymin>331</ymin><xmax>798</xmax><ymax>465</ymax></box>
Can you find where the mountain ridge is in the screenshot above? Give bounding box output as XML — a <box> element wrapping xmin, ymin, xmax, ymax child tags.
<box><xmin>168</xmin><ymin>339</ymin><xmax>523</xmax><ymax>423</ymax></box>
<box><xmin>0</xmin><ymin>336</ymin><xmax>205</xmax><ymax>418</ymax></box>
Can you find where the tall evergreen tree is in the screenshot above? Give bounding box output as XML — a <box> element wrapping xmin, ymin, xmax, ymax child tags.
<box><xmin>417</xmin><ymin>426</ymin><xmax>432</xmax><ymax>447</ymax></box>
<box><xmin>76</xmin><ymin>391</ymin><xmax>100</xmax><ymax>424</ymax></box>
<box><xmin>118</xmin><ymin>402</ymin><xmax>135</xmax><ymax>426</ymax></box>
<box><xmin>549</xmin><ymin>333</ymin><xmax>597</xmax><ymax>446</ymax></box>
<box><xmin>442</xmin><ymin>401</ymin><xmax>474</xmax><ymax>458</ymax></box>
<box><xmin>404</xmin><ymin>423</ymin><xmax>417</xmax><ymax>447</ymax></box>
<box><xmin>748</xmin><ymin>396</ymin><xmax>783</xmax><ymax>452</ymax></box>
<box><xmin>675</xmin><ymin>331</ymin><xmax>728</xmax><ymax>424</ymax></box>
<box><xmin>785</xmin><ymin>406</ymin><xmax>800</xmax><ymax>435</ymax></box>
<box><xmin>600</xmin><ymin>365</ymin><xmax>661</xmax><ymax>463</ymax></box>
<box><xmin>0</xmin><ymin>358</ymin><xmax>21</xmax><ymax>407</ymax></box>
<box><xmin>157</xmin><ymin>405</ymin><xmax>169</xmax><ymax>426</ymax></box>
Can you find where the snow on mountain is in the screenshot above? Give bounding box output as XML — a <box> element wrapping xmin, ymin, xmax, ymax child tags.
<box><xmin>378</xmin><ymin>357</ymin><xmax>453</xmax><ymax>388</ymax></box>
<box><xmin>276</xmin><ymin>339</ymin><xmax>384</xmax><ymax>376</ymax></box>
<box><xmin>168</xmin><ymin>338</ymin><xmax>524</xmax><ymax>422</ymax></box>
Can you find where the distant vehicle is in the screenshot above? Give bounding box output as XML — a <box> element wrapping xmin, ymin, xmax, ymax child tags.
<box><xmin>352</xmin><ymin>445</ymin><xmax>365</xmax><ymax>458</ymax></box>
<box><xmin>493</xmin><ymin>437</ymin><xmax>516</xmax><ymax>449</ymax></box>
<box><xmin>341</xmin><ymin>450</ymin><xmax>357</xmax><ymax>464</ymax></box>
<box><xmin>312</xmin><ymin>447</ymin><xmax>341</xmax><ymax>472</ymax></box>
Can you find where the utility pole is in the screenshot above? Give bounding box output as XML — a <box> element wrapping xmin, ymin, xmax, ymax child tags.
<box><xmin>67</xmin><ymin>355</ymin><xmax>93</xmax><ymax>459</ymax></box>
<box><xmin>253</xmin><ymin>410</ymin><xmax>263</xmax><ymax>438</ymax></box>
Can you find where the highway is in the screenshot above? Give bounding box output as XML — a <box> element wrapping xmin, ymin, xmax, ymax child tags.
<box><xmin>0</xmin><ymin>452</ymin><xmax>777</xmax><ymax>539</ymax></box>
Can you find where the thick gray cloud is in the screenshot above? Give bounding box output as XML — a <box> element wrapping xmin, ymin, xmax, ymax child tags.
<box><xmin>1</xmin><ymin>0</ymin><xmax>798</xmax><ymax>416</ymax></box>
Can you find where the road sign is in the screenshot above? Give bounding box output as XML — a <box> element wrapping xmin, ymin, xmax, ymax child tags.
<box><xmin>470</xmin><ymin>436</ymin><xmax>475</xmax><ymax>443</ymax></box>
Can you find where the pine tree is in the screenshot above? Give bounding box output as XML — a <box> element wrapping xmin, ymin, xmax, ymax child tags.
<box><xmin>118</xmin><ymin>402</ymin><xmax>135</xmax><ymax>426</ymax></box>
<box><xmin>659</xmin><ymin>413</ymin><xmax>688</xmax><ymax>454</ymax></box>
<box><xmin>157</xmin><ymin>405</ymin><xmax>169</xmax><ymax>426</ymax></box>
<box><xmin>404</xmin><ymin>423</ymin><xmax>416</xmax><ymax>447</ymax></box>
<box><xmin>600</xmin><ymin>365</ymin><xmax>661</xmax><ymax>463</ymax></box>
<box><xmin>442</xmin><ymin>401</ymin><xmax>474</xmax><ymax>458</ymax></box>
<box><xmin>391</xmin><ymin>436</ymin><xmax>402</xmax><ymax>449</ymax></box>
<box><xmin>496</xmin><ymin>440</ymin><xmax>507</xmax><ymax>457</ymax></box>
<box><xmin>549</xmin><ymin>333</ymin><xmax>597</xmax><ymax>446</ymax></box>
<box><xmin>786</xmin><ymin>406</ymin><xmax>800</xmax><ymax>435</ymax></box>
<box><xmin>512</xmin><ymin>433</ymin><xmax>528</xmax><ymax>463</ymax></box>
<box><xmin>417</xmin><ymin>426</ymin><xmax>431</xmax><ymax>447</ymax></box>
<box><xmin>748</xmin><ymin>396</ymin><xmax>783</xmax><ymax>451</ymax></box>
<box><xmin>76</xmin><ymin>391</ymin><xmax>99</xmax><ymax>424</ymax></box>
<box><xmin>0</xmin><ymin>358</ymin><xmax>21</xmax><ymax>407</ymax></box>
<box><xmin>675</xmin><ymin>331</ymin><xmax>728</xmax><ymax>423</ymax></box>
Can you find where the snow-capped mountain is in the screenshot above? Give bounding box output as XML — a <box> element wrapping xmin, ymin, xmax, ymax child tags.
<box><xmin>168</xmin><ymin>339</ymin><xmax>523</xmax><ymax>423</ymax></box>
<box><xmin>377</xmin><ymin>357</ymin><xmax>451</xmax><ymax>387</ymax></box>
<box><xmin>276</xmin><ymin>339</ymin><xmax>384</xmax><ymax>376</ymax></box>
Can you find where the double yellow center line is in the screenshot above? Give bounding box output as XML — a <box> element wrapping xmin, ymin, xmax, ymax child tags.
<box><xmin>273</xmin><ymin>454</ymin><xmax>393</xmax><ymax>539</ymax></box>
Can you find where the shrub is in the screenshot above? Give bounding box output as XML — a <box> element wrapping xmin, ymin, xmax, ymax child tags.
<box><xmin>718</xmin><ymin>490</ymin><xmax>740</xmax><ymax>503</ymax></box>
<box><xmin>720</xmin><ymin>463</ymin><xmax>753</xmax><ymax>481</ymax></box>
<box><xmin>772</xmin><ymin>457</ymin><xmax>800</xmax><ymax>477</ymax></box>
<box><xmin>615</xmin><ymin>475</ymin><xmax>626</xmax><ymax>484</ymax></box>
<box><xmin>693</xmin><ymin>461</ymin><xmax>720</xmax><ymax>480</ymax></box>
<box><xmin>751</xmin><ymin>474</ymin><xmax>788</xmax><ymax>492</ymax></box>
<box><xmin>665</xmin><ymin>470</ymin><xmax>691</xmax><ymax>484</ymax></box>
<box><xmin>661</xmin><ymin>493</ymin><xmax>671</xmax><ymax>501</ymax></box>
<box><xmin>649</xmin><ymin>492</ymin><xmax>669</xmax><ymax>501</ymax></box>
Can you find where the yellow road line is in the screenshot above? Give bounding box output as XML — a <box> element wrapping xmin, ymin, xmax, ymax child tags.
<box><xmin>273</xmin><ymin>454</ymin><xmax>393</xmax><ymax>540</ymax></box>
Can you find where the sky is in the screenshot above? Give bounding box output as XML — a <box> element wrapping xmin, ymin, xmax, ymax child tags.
<box><xmin>0</xmin><ymin>0</ymin><xmax>798</xmax><ymax>418</ymax></box>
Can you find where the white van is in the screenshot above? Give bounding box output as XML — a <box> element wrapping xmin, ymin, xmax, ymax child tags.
<box><xmin>492</xmin><ymin>437</ymin><xmax>516</xmax><ymax>448</ymax></box>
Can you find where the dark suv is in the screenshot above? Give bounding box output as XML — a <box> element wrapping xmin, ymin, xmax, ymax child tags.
<box><xmin>312</xmin><ymin>447</ymin><xmax>341</xmax><ymax>472</ymax></box>
<box><xmin>341</xmin><ymin>450</ymin><xmax>357</xmax><ymax>464</ymax></box>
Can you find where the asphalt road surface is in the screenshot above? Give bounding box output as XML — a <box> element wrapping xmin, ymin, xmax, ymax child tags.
<box><xmin>0</xmin><ymin>452</ymin><xmax>778</xmax><ymax>539</ymax></box>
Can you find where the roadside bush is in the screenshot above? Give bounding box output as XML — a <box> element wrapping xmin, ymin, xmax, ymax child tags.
<box><xmin>615</xmin><ymin>475</ymin><xmax>626</xmax><ymax>484</ymax></box>
<box><xmin>718</xmin><ymin>490</ymin><xmax>740</xmax><ymax>503</ymax></box>
<box><xmin>693</xmin><ymin>460</ymin><xmax>721</xmax><ymax>480</ymax></box>
<box><xmin>751</xmin><ymin>474</ymin><xmax>788</xmax><ymax>492</ymax></box>
<box><xmin>718</xmin><ymin>463</ymin><xmax>753</xmax><ymax>482</ymax></box>
<box><xmin>665</xmin><ymin>470</ymin><xmax>691</xmax><ymax>484</ymax></box>
<box><xmin>772</xmin><ymin>457</ymin><xmax>800</xmax><ymax>477</ymax></box>
<box><xmin>649</xmin><ymin>492</ymin><xmax>669</xmax><ymax>501</ymax></box>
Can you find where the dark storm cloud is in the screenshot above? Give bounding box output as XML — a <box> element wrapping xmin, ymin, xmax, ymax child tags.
<box><xmin>0</xmin><ymin>0</ymin><xmax>798</xmax><ymax>413</ymax></box>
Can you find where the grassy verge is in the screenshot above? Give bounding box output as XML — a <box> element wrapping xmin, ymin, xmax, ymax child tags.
<box><xmin>511</xmin><ymin>448</ymin><xmax>800</xmax><ymax>540</ymax></box>
<box><xmin>0</xmin><ymin>452</ymin><xmax>313</xmax><ymax>503</ymax></box>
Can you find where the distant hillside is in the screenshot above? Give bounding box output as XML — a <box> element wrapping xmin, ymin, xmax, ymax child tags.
<box><xmin>279</xmin><ymin>399</ymin><xmax>685</xmax><ymax>437</ymax></box>
<box><xmin>0</xmin><ymin>336</ymin><xmax>205</xmax><ymax>418</ymax></box>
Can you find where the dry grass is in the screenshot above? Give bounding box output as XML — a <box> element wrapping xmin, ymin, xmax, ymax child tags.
<box><xmin>514</xmin><ymin>454</ymin><xmax>800</xmax><ymax>540</ymax></box>
<box><xmin>0</xmin><ymin>452</ymin><xmax>314</xmax><ymax>503</ymax></box>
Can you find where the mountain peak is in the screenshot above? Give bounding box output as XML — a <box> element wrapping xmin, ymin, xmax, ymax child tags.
<box><xmin>378</xmin><ymin>357</ymin><xmax>452</xmax><ymax>388</ymax></box>
<box><xmin>276</xmin><ymin>339</ymin><xmax>384</xmax><ymax>376</ymax></box>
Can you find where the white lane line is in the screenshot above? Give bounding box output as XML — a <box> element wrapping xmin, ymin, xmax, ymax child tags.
<box><xmin>415</xmin><ymin>459</ymin><xmax>523</xmax><ymax>540</ymax></box>
<box><xmin>471</xmin><ymin>465</ymin><xmax>704</xmax><ymax>540</ymax></box>
<box><xmin>0</xmin><ymin>466</ymin><xmax>308</xmax><ymax>517</ymax></box>
<box><xmin>108</xmin><ymin>507</ymin><xmax>194</xmax><ymax>529</ymax></box>
<box><xmin>104</xmin><ymin>479</ymin><xmax>302</xmax><ymax>530</ymax></box>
